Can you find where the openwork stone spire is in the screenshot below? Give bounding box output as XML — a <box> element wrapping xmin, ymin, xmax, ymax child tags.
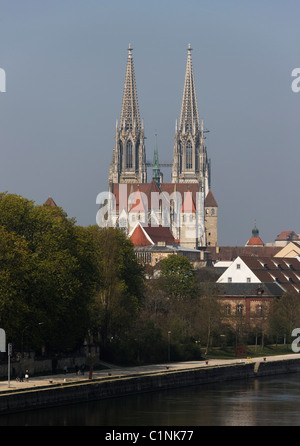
<box><xmin>109</xmin><ymin>44</ymin><xmax>147</xmax><ymax>185</ymax></box>
<box><xmin>172</xmin><ymin>44</ymin><xmax>209</xmax><ymax>187</ymax></box>
<box><xmin>179</xmin><ymin>44</ymin><xmax>200</xmax><ymax>134</ymax></box>
<box><xmin>120</xmin><ymin>44</ymin><xmax>141</xmax><ymax>131</ymax></box>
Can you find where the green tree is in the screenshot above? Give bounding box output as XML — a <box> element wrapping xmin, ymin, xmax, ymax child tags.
<box><xmin>0</xmin><ymin>227</ymin><xmax>31</xmax><ymax>344</ymax></box>
<box><xmin>159</xmin><ymin>255</ymin><xmax>197</xmax><ymax>301</ymax></box>
<box><xmin>196</xmin><ymin>279</ymin><xmax>224</xmax><ymax>355</ymax></box>
<box><xmin>88</xmin><ymin>227</ymin><xmax>144</xmax><ymax>357</ymax></box>
<box><xmin>268</xmin><ymin>293</ymin><xmax>300</xmax><ymax>345</ymax></box>
<box><xmin>0</xmin><ymin>193</ymin><xmax>95</xmax><ymax>352</ymax></box>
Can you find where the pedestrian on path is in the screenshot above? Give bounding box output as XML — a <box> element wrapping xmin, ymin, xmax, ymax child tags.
<box><xmin>25</xmin><ymin>370</ymin><xmax>29</xmax><ymax>382</ymax></box>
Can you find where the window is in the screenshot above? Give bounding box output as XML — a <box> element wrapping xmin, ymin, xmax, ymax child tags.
<box><xmin>257</xmin><ymin>305</ymin><xmax>263</xmax><ymax>315</ymax></box>
<box><xmin>186</xmin><ymin>141</ymin><xmax>193</xmax><ymax>169</ymax></box>
<box><xmin>236</xmin><ymin>304</ymin><xmax>243</xmax><ymax>314</ymax></box>
<box><xmin>126</xmin><ymin>140</ymin><xmax>133</xmax><ymax>168</ymax></box>
<box><xmin>228</xmin><ymin>277</ymin><xmax>232</xmax><ymax>283</ymax></box>
<box><xmin>236</xmin><ymin>264</ymin><xmax>241</xmax><ymax>269</ymax></box>
<box><xmin>247</xmin><ymin>277</ymin><xmax>251</xmax><ymax>283</ymax></box>
<box><xmin>225</xmin><ymin>304</ymin><xmax>231</xmax><ymax>316</ymax></box>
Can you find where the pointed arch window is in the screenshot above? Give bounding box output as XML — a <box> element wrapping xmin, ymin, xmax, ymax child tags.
<box><xmin>186</xmin><ymin>141</ymin><xmax>193</xmax><ymax>169</ymax></box>
<box><xmin>126</xmin><ymin>140</ymin><xmax>133</xmax><ymax>169</ymax></box>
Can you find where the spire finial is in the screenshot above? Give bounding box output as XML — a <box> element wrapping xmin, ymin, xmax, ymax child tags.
<box><xmin>252</xmin><ymin>220</ymin><xmax>259</xmax><ymax>237</ymax></box>
<box><xmin>120</xmin><ymin>43</ymin><xmax>140</xmax><ymax>131</ymax></box>
<box><xmin>179</xmin><ymin>44</ymin><xmax>199</xmax><ymax>133</ymax></box>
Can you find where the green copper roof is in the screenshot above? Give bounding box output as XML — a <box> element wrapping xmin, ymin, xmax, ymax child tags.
<box><xmin>152</xmin><ymin>134</ymin><xmax>161</xmax><ymax>186</ymax></box>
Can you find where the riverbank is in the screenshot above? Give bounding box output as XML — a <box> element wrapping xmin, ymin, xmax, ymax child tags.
<box><xmin>0</xmin><ymin>354</ymin><xmax>300</xmax><ymax>414</ymax></box>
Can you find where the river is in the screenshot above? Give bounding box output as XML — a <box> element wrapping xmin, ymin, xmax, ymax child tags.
<box><xmin>1</xmin><ymin>373</ymin><xmax>300</xmax><ymax>426</ymax></box>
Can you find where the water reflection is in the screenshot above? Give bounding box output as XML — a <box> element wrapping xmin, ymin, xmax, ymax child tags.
<box><xmin>1</xmin><ymin>374</ymin><xmax>300</xmax><ymax>426</ymax></box>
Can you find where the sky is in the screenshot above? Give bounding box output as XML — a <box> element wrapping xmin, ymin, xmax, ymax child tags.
<box><xmin>0</xmin><ymin>0</ymin><xmax>299</xmax><ymax>246</ymax></box>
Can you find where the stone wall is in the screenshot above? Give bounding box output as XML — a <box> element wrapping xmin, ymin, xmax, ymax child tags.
<box><xmin>0</xmin><ymin>352</ymin><xmax>95</xmax><ymax>378</ymax></box>
<box><xmin>1</xmin><ymin>358</ymin><xmax>300</xmax><ymax>414</ymax></box>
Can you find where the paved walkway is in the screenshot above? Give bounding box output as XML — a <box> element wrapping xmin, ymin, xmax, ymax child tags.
<box><xmin>0</xmin><ymin>353</ymin><xmax>299</xmax><ymax>394</ymax></box>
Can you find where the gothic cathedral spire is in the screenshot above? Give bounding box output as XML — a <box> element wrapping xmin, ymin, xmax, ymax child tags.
<box><xmin>172</xmin><ymin>44</ymin><xmax>209</xmax><ymax>190</ymax></box>
<box><xmin>179</xmin><ymin>44</ymin><xmax>199</xmax><ymax>134</ymax></box>
<box><xmin>109</xmin><ymin>44</ymin><xmax>147</xmax><ymax>186</ymax></box>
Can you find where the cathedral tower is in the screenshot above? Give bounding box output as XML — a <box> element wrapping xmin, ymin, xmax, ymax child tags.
<box><xmin>109</xmin><ymin>44</ymin><xmax>147</xmax><ymax>186</ymax></box>
<box><xmin>172</xmin><ymin>44</ymin><xmax>209</xmax><ymax>190</ymax></box>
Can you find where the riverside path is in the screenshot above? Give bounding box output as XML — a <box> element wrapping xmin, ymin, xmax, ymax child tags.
<box><xmin>0</xmin><ymin>353</ymin><xmax>299</xmax><ymax>394</ymax></box>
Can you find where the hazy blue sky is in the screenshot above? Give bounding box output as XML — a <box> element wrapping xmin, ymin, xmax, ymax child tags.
<box><xmin>0</xmin><ymin>0</ymin><xmax>299</xmax><ymax>245</ymax></box>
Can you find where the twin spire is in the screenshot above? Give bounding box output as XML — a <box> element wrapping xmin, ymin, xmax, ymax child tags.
<box><xmin>120</xmin><ymin>43</ymin><xmax>199</xmax><ymax>136</ymax></box>
<box><xmin>110</xmin><ymin>43</ymin><xmax>207</xmax><ymax>187</ymax></box>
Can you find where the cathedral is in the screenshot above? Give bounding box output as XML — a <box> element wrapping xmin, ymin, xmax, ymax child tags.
<box><xmin>107</xmin><ymin>44</ymin><xmax>218</xmax><ymax>250</ymax></box>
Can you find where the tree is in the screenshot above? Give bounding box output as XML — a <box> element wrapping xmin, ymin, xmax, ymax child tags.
<box><xmin>268</xmin><ymin>293</ymin><xmax>300</xmax><ymax>345</ymax></box>
<box><xmin>196</xmin><ymin>279</ymin><xmax>224</xmax><ymax>355</ymax></box>
<box><xmin>0</xmin><ymin>227</ymin><xmax>31</xmax><ymax>344</ymax></box>
<box><xmin>159</xmin><ymin>255</ymin><xmax>197</xmax><ymax>301</ymax></box>
<box><xmin>88</xmin><ymin>227</ymin><xmax>144</xmax><ymax>357</ymax></box>
<box><xmin>0</xmin><ymin>193</ymin><xmax>95</xmax><ymax>352</ymax></box>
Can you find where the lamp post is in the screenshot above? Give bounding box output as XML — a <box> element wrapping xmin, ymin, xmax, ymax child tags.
<box><xmin>168</xmin><ymin>331</ymin><xmax>171</xmax><ymax>362</ymax></box>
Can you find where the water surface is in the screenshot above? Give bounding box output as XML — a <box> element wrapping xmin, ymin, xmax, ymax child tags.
<box><xmin>1</xmin><ymin>373</ymin><xmax>300</xmax><ymax>426</ymax></box>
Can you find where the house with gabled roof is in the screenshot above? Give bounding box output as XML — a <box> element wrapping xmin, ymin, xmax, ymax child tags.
<box><xmin>129</xmin><ymin>222</ymin><xmax>175</xmax><ymax>247</ymax></box>
<box><xmin>215</xmin><ymin>255</ymin><xmax>300</xmax><ymax>324</ymax></box>
<box><xmin>274</xmin><ymin>241</ymin><xmax>300</xmax><ymax>258</ymax></box>
<box><xmin>217</xmin><ymin>256</ymin><xmax>300</xmax><ymax>295</ymax></box>
<box><xmin>274</xmin><ymin>231</ymin><xmax>300</xmax><ymax>246</ymax></box>
<box><xmin>129</xmin><ymin>222</ymin><xmax>205</xmax><ymax>268</ymax></box>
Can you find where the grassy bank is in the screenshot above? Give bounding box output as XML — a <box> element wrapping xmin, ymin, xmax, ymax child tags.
<box><xmin>205</xmin><ymin>344</ymin><xmax>294</xmax><ymax>360</ymax></box>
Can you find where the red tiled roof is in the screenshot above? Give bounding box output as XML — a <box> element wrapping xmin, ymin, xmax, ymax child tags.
<box><xmin>129</xmin><ymin>223</ymin><xmax>175</xmax><ymax>247</ymax></box>
<box><xmin>130</xmin><ymin>224</ymin><xmax>153</xmax><ymax>247</ymax></box>
<box><xmin>128</xmin><ymin>188</ymin><xmax>148</xmax><ymax>212</ymax></box>
<box><xmin>43</xmin><ymin>197</ymin><xmax>57</xmax><ymax>207</ymax></box>
<box><xmin>275</xmin><ymin>231</ymin><xmax>300</xmax><ymax>241</ymax></box>
<box><xmin>181</xmin><ymin>190</ymin><xmax>196</xmax><ymax>213</ymax></box>
<box><xmin>206</xmin><ymin>246</ymin><xmax>282</xmax><ymax>261</ymax></box>
<box><xmin>246</xmin><ymin>237</ymin><xmax>264</xmax><ymax>246</ymax></box>
<box><xmin>240</xmin><ymin>256</ymin><xmax>300</xmax><ymax>295</ymax></box>
<box><xmin>205</xmin><ymin>190</ymin><xmax>218</xmax><ymax>207</ymax></box>
<box><xmin>111</xmin><ymin>182</ymin><xmax>208</xmax><ymax>212</ymax></box>
<box><xmin>144</xmin><ymin>226</ymin><xmax>175</xmax><ymax>245</ymax></box>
